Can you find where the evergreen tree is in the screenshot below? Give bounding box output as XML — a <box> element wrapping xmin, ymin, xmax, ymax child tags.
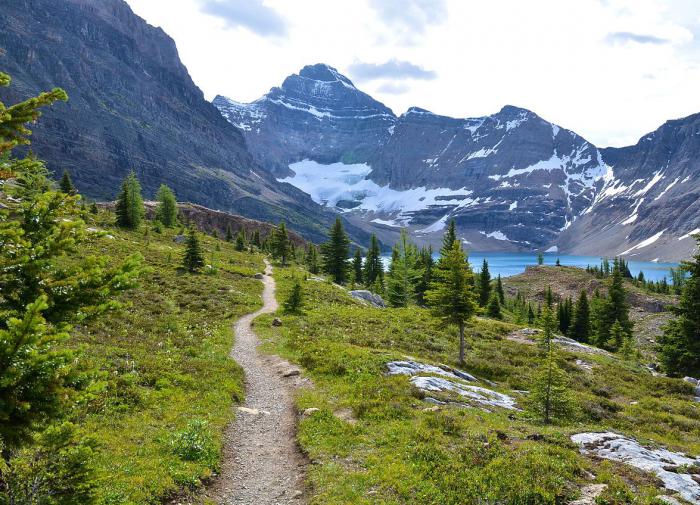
<box><xmin>426</xmin><ymin>240</ymin><xmax>477</xmax><ymax>365</ymax></box>
<box><xmin>414</xmin><ymin>245</ymin><xmax>434</xmax><ymax>307</ymax></box>
<box><xmin>606</xmin><ymin>321</ymin><xmax>627</xmax><ymax>353</ymax></box>
<box><xmin>235</xmin><ymin>230</ymin><xmax>246</xmax><ymax>252</ymax></box>
<box><xmin>115</xmin><ymin>171</ymin><xmax>144</xmax><ymax>230</ymax></box>
<box><xmin>486</xmin><ymin>291</ymin><xmax>502</xmax><ymax>319</ymax></box>
<box><xmin>252</xmin><ymin>230</ymin><xmax>261</xmax><ymax>248</ymax></box>
<box><xmin>478</xmin><ymin>259</ymin><xmax>491</xmax><ymax>307</ymax></box>
<box><xmin>59</xmin><ymin>169</ymin><xmax>75</xmax><ymax>194</ymax></box>
<box><xmin>89</xmin><ymin>202</ymin><xmax>98</xmax><ymax>215</ymax></box>
<box><xmin>0</xmin><ymin>73</ymin><xmax>139</xmax><ymax>495</ymax></box>
<box><xmin>539</xmin><ymin>305</ymin><xmax>556</xmax><ymax>352</ymax></box>
<box><xmin>352</xmin><ymin>248</ymin><xmax>364</xmax><ymax>285</ymax></box>
<box><xmin>321</xmin><ymin>217</ymin><xmax>350</xmax><ymax>284</ymax></box>
<box><xmin>496</xmin><ymin>274</ymin><xmax>505</xmax><ymax>304</ymax></box>
<box><xmin>596</xmin><ymin>258</ymin><xmax>633</xmax><ymax>349</ymax></box>
<box><xmin>527</xmin><ymin>303</ymin><xmax>536</xmax><ymax>325</ymax></box>
<box><xmin>271</xmin><ymin>221</ymin><xmax>291</xmax><ymax>266</ymax></box>
<box><xmin>537</xmin><ymin>252</ymin><xmax>544</xmax><ymax>265</ymax></box>
<box><xmin>529</xmin><ymin>348</ymin><xmax>573</xmax><ymax>424</ymax></box>
<box><xmin>555</xmin><ymin>258</ymin><xmax>561</xmax><ymax>266</ymax></box>
<box><xmin>305</xmin><ymin>244</ymin><xmax>320</xmax><ymax>275</ymax></box>
<box><xmin>440</xmin><ymin>219</ymin><xmax>457</xmax><ymax>257</ymax></box>
<box><xmin>283</xmin><ymin>278</ymin><xmax>304</xmax><ymax>314</ymax></box>
<box><xmin>659</xmin><ymin>237</ymin><xmax>700</xmax><ymax>376</ymax></box>
<box><xmin>225</xmin><ymin>224</ymin><xmax>233</xmax><ymax>242</ymax></box>
<box><xmin>155</xmin><ymin>184</ymin><xmax>177</xmax><ymax>227</ymax></box>
<box><xmin>545</xmin><ymin>286</ymin><xmax>554</xmax><ymax>308</ymax></box>
<box><xmin>569</xmin><ymin>290</ymin><xmax>591</xmax><ymax>343</ymax></box>
<box><xmin>386</xmin><ymin>230</ymin><xmax>418</xmax><ymax>307</ymax></box>
<box><xmin>363</xmin><ymin>234</ymin><xmax>384</xmax><ymax>288</ymax></box>
<box><xmin>558</xmin><ymin>298</ymin><xmax>573</xmax><ymax>335</ymax></box>
<box><xmin>182</xmin><ymin>227</ymin><xmax>205</xmax><ymax>273</ymax></box>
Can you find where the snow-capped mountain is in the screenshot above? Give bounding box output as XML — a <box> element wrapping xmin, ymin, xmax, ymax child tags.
<box><xmin>214</xmin><ymin>64</ymin><xmax>394</xmax><ymax>176</ymax></box>
<box><xmin>559</xmin><ymin>113</ymin><xmax>700</xmax><ymax>261</ymax></box>
<box><xmin>214</xmin><ymin>64</ymin><xmax>698</xmax><ymax>260</ymax></box>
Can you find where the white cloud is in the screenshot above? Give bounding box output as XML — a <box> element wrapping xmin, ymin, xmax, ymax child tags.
<box><xmin>125</xmin><ymin>0</ymin><xmax>700</xmax><ymax>148</ymax></box>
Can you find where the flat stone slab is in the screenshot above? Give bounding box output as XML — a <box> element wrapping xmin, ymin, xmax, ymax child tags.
<box><xmin>572</xmin><ymin>432</ymin><xmax>700</xmax><ymax>504</ymax></box>
<box><xmin>410</xmin><ymin>376</ymin><xmax>520</xmax><ymax>411</ymax></box>
<box><xmin>386</xmin><ymin>360</ymin><xmax>478</xmax><ymax>382</ymax></box>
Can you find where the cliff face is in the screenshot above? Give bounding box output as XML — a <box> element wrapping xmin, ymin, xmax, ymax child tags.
<box><xmin>0</xmin><ymin>0</ymin><xmax>336</xmax><ymax>242</ymax></box>
<box><xmin>217</xmin><ymin>64</ymin><xmax>699</xmax><ymax>260</ymax></box>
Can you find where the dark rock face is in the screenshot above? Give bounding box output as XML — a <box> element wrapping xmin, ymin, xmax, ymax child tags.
<box><xmin>217</xmin><ymin>64</ymin><xmax>699</xmax><ymax>260</ymax></box>
<box><xmin>213</xmin><ymin>64</ymin><xmax>395</xmax><ymax>176</ymax></box>
<box><xmin>218</xmin><ymin>67</ymin><xmax>608</xmax><ymax>253</ymax></box>
<box><xmin>0</xmin><ymin>0</ymin><xmax>334</xmax><ymax>242</ymax></box>
<box><xmin>559</xmin><ymin>114</ymin><xmax>700</xmax><ymax>261</ymax></box>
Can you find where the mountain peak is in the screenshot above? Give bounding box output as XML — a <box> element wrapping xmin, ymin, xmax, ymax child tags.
<box><xmin>294</xmin><ymin>63</ymin><xmax>357</xmax><ymax>89</ymax></box>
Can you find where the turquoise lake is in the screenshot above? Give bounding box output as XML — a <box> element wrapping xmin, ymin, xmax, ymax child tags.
<box><xmin>381</xmin><ymin>252</ymin><xmax>678</xmax><ymax>283</ymax></box>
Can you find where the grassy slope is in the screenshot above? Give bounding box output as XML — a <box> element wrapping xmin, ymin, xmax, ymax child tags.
<box><xmin>256</xmin><ymin>266</ymin><xmax>699</xmax><ymax>504</ymax></box>
<box><xmin>503</xmin><ymin>265</ymin><xmax>678</xmax><ymax>360</ymax></box>
<box><xmin>70</xmin><ymin>210</ymin><xmax>264</xmax><ymax>504</ymax></box>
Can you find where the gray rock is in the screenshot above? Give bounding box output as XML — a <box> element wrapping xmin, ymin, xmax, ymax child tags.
<box><xmin>349</xmin><ymin>290</ymin><xmax>386</xmax><ymax>308</ymax></box>
<box><xmin>386</xmin><ymin>360</ymin><xmax>478</xmax><ymax>382</ymax></box>
<box><xmin>572</xmin><ymin>432</ymin><xmax>700</xmax><ymax>503</ymax></box>
<box><xmin>173</xmin><ymin>235</ymin><xmax>187</xmax><ymax>244</ymax></box>
<box><xmin>410</xmin><ymin>376</ymin><xmax>520</xmax><ymax>411</ymax></box>
<box><xmin>271</xmin><ymin>317</ymin><xmax>282</xmax><ymax>327</ymax></box>
<box><xmin>683</xmin><ymin>377</ymin><xmax>700</xmax><ymax>402</ymax></box>
<box><xmin>254</xmin><ymin>272</ymin><xmax>264</xmax><ymax>279</ymax></box>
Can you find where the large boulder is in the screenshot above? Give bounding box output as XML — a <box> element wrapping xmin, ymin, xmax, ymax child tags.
<box><xmin>350</xmin><ymin>290</ymin><xmax>386</xmax><ymax>308</ymax></box>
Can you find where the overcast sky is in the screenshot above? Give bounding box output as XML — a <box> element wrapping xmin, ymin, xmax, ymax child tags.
<box><xmin>125</xmin><ymin>0</ymin><xmax>700</xmax><ymax>147</ymax></box>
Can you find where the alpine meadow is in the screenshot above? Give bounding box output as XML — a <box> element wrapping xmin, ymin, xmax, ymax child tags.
<box><xmin>1</xmin><ymin>1</ymin><xmax>700</xmax><ymax>504</ymax></box>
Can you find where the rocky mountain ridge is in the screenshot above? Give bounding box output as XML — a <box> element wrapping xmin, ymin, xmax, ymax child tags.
<box><xmin>216</xmin><ymin>64</ymin><xmax>699</xmax><ymax>261</ymax></box>
<box><xmin>0</xmin><ymin>0</ymin><xmax>343</xmax><ymax>243</ymax></box>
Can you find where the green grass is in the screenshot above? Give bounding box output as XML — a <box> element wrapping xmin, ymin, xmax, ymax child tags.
<box><xmin>256</xmin><ymin>266</ymin><xmax>699</xmax><ymax>504</ymax></box>
<box><xmin>68</xmin><ymin>210</ymin><xmax>264</xmax><ymax>504</ymax></box>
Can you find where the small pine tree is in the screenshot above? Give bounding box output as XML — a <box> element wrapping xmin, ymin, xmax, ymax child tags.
<box><xmin>440</xmin><ymin>219</ymin><xmax>457</xmax><ymax>257</ymax></box>
<box><xmin>659</xmin><ymin>237</ymin><xmax>700</xmax><ymax>376</ymax></box>
<box><xmin>59</xmin><ymin>169</ymin><xmax>75</xmax><ymax>194</ymax></box>
<box><xmin>486</xmin><ymin>291</ymin><xmax>502</xmax><ymax>319</ymax></box>
<box><xmin>386</xmin><ymin>230</ymin><xmax>419</xmax><ymax>308</ymax></box>
<box><xmin>496</xmin><ymin>274</ymin><xmax>505</xmax><ymax>304</ymax></box>
<box><xmin>569</xmin><ymin>290</ymin><xmax>591</xmax><ymax>343</ymax></box>
<box><xmin>539</xmin><ymin>305</ymin><xmax>556</xmax><ymax>352</ymax></box>
<box><xmin>555</xmin><ymin>258</ymin><xmax>561</xmax><ymax>266</ymax></box>
<box><xmin>595</xmin><ymin>258</ymin><xmax>633</xmax><ymax>347</ymax></box>
<box><xmin>235</xmin><ymin>230</ymin><xmax>246</xmax><ymax>252</ymax></box>
<box><xmin>527</xmin><ymin>303</ymin><xmax>536</xmax><ymax>325</ymax></box>
<box><xmin>271</xmin><ymin>221</ymin><xmax>291</xmax><ymax>266</ymax></box>
<box><xmin>537</xmin><ymin>252</ymin><xmax>544</xmax><ymax>265</ymax></box>
<box><xmin>545</xmin><ymin>286</ymin><xmax>554</xmax><ymax>308</ymax></box>
<box><xmin>414</xmin><ymin>245</ymin><xmax>434</xmax><ymax>307</ymax></box>
<box><xmin>252</xmin><ymin>230</ymin><xmax>261</xmax><ymax>248</ymax></box>
<box><xmin>182</xmin><ymin>227</ymin><xmax>205</xmax><ymax>273</ymax></box>
<box><xmin>155</xmin><ymin>184</ymin><xmax>177</xmax><ymax>227</ymax></box>
<box><xmin>283</xmin><ymin>278</ymin><xmax>304</xmax><ymax>314</ymax></box>
<box><xmin>305</xmin><ymin>244</ymin><xmax>320</xmax><ymax>274</ymax></box>
<box><xmin>321</xmin><ymin>217</ymin><xmax>350</xmax><ymax>284</ymax></box>
<box><xmin>478</xmin><ymin>259</ymin><xmax>491</xmax><ymax>307</ymax></box>
<box><xmin>115</xmin><ymin>171</ymin><xmax>144</xmax><ymax>230</ymax></box>
<box><xmin>363</xmin><ymin>234</ymin><xmax>384</xmax><ymax>287</ymax></box>
<box><xmin>225</xmin><ymin>224</ymin><xmax>233</xmax><ymax>242</ymax></box>
<box><xmin>89</xmin><ymin>202</ymin><xmax>98</xmax><ymax>214</ymax></box>
<box><xmin>605</xmin><ymin>320</ymin><xmax>626</xmax><ymax>351</ymax></box>
<box><xmin>426</xmin><ymin>240</ymin><xmax>477</xmax><ymax>365</ymax></box>
<box><xmin>352</xmin><ymin>248</ymin><xmax>364</xmax><ymax>285</ymax></box>
<box><xmin>529</xmin><ymin>348</ymin><xmax>573</xmax><ymax>424</ymax></box>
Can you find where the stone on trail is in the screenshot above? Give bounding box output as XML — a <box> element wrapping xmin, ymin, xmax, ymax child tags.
<box><xmin>254</xmin><ymin>272</ymin><xmax>264</xmax><ymax>279</ymax></box>
<box><xmin>571</xmin><ymin>432</ymin><xmax>700</xmax><ymax>504</ymax></box>
<box><xmin>271</xmin><ymin>317</ymin><xmax>282</xmax><ymax>327</ymax></box>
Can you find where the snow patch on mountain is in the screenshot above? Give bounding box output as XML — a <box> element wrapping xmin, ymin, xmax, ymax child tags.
<box><xmin>620</xmin><ymin>230</ymin><xmax>666</xmax><ymax>256</ymax></box>
<box><xmin>280</xmin><ymin>160</ymin><xmax>473</xmax><ymax>219</ymax></box>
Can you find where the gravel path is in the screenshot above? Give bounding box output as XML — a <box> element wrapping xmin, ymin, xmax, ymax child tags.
<box><xmin>208</xmin><ymin>260</ymin><xmax>307</xmax><ymax>504</ymax></box>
